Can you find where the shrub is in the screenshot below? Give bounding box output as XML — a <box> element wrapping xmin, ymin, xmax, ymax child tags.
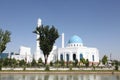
<box><xmin>0</xmin><ymin>64</ymin><xmax>2</xmax><ymax>71</ymax></box>
<box><xmin>114</xmin><ymin>60</ymin><xmax>119</xmax><ymax>71</ymax></box>
<box><xmin>85</xmin><ymin>59</ymin><xmax>89</xmax><ymax>67</ymax></box>
<box><xmin>45</xmin><ymin>65</ymin><xmax>50</xmax><ymax>71</ymax></box>
<box><xmin>69</xmin><ymin>65</ymin><xmax>72</xmax><ymax>71</ymax></box>
<box><xmin>60</xmin><ymin>60</ymin><xmax>65</xmax><ymax>67</ymax></box>
<box><xmin>23</xmin><ymin>65</ymin><xmax>26</xmax><ymax>71</ymax></box>
<box><xmin>115</xmin><ymin>65</ymin><xmax>118</xmax><ymax>71</ymax></box>
<box><xmin>50</xmin><ymin>61</ymin><xmax>53</xmax><ymax>66</ymax></box>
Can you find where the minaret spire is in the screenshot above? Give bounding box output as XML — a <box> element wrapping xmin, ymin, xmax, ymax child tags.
<box><xmin>62</xmin><ymin>33</ymin><xmax>65</xmax><ymax>48</ymax></box>
<box><xmin>34</xmin><ymin>18</ymin><xmax>44</xmax><ymax>62</ymax></box>
<box><xmin>36</xmin><ymin>18</ymin><xmax>42</xmax><ymax>50</ymax></box>
<box><xmin>37</xmin><ymin>18</ymin><xmax>42</xmax><ymax>27</ymax></box>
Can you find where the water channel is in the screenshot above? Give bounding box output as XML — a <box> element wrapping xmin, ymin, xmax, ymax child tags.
<box><xmin>0</xmin><ymin>73</ymin><xmax>120</xmax><ymax>80</ymax></box>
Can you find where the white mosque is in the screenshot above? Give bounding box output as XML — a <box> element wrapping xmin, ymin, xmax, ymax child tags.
<box><xmin>10</xmin><ymin>18</ymin><xmax>99</xmax><ymax>65</ymax></box>
<box><xmin>55</xmin><ymin>34</ymin><xmax>99</xmax><ymax>64</ymax></box>
<box><xmin>34</xmin><ymin>18</ymin><xmax>99</xmax><ymax>65</ymax></box>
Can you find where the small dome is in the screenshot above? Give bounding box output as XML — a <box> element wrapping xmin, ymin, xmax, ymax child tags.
<box><xmin>68</xmin><ymin>35</ymin><xmax>83</xmax><ymax>44</ymax></box>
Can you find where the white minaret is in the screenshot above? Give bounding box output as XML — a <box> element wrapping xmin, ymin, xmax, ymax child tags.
<box><xmin>36</xmin><ymin>18</ymin><xmax>41</xmax><ymax>51</ymax></box>
<box><xmin>38</xmin><ymin>18</ymin><xmax>42</xmax><ymax>27</ymax></box>
<box><xmin>62</xmin><ymin>33</ymin><xmax>64</xmax><ymax>48</ymax></box>
<box><xmin>34</xmin><ymin>18</ymin><xmax>44</xmax><ymax>62</ymax></box>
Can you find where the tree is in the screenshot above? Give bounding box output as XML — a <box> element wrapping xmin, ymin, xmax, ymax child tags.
<box><xmin>80</xmin><ymin>58</ymin><xmax>89</xmax><ymax>67</ymax></box>
<box><xmin>74</xmin><ymin>59</ymin><xmax>78</xmax><ymax>67</ymax></box>
<box><xmin>3</xmin><ymin>58</ymin><xmax>9</xmax><ymax>67</ymax></box>
<box><xmin>80</xmin><ymin>58</ymin><xmax>86</xmax><ymax>65</ymax></box>
<box><xmin>38</xmin><ymin>58</ymin><xmax>43</xmax><ymax>66</ymax></box>
<box><xmin>114</xmin><ymin>60</ymin><xmax>119</xmax><ymax>71</ymax></box>
<box><xmin>19</xmin><ymin>59</ymin><xmax>26</xmax><ymax>67</ymax></box>
<box><xmin>60</xmin><ymin>60</ymin><xmax>65</xmax><ymax>67</ymax></box>
<box><xmin>0</xmin><ymin>59</ymin><xmax>3</xmax><ymax>70</ymax></box>
<box><xmin>31</xmin><ymin>58</ymin><xmax>37</xmax><ymax>67</ymax></box>
<box><xmin>85</xmin><ymin>59</ymin><xmax>89</xmax><ymax>67</ymax></box>
<box><xmin>10</xmin><ymin>58</ymin><xmax>17</xmax><ymax>68</ymax></box>
<box><xmin>0</xmin><ymin>28</ymin><xmax>11</xmax><ymax>53</ymax></box>
<box><xmin>38</xmin><ymin>58</ymin><xmax>43</xmax><ymax>64</ymax></box>
<box><xmin>102</xmin><ymin>55</ymin><xmax>108</xmax><ymax>65</ymax></box>
<box><xmin>33</xmin><ymin>25</ymin><xmax>59</xmax><ymax>65</ymax></box>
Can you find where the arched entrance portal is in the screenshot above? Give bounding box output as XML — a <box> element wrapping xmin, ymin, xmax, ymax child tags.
<box><xmin>66</xmin><ymin>54</ymin><xmax>69</xmax><ymax>61</ymax></box>
<box><xmin>73</xmin><ymin>54</ymin><xmax>76</xmax><ymax>61</ymax></box>
<box><xmin>60</xmin><ymin>54</ymin><xmax>63</xmax><ymax>61</ymax></box>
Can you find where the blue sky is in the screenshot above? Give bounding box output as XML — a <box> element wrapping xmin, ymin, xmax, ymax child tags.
<box><xmin>0</xmin><ymin>0</ymin><xmax>120</xmax><ymax>60</ymax></box>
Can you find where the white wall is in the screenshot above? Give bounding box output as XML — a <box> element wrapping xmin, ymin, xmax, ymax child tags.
<box><xmin>11</xmin><ymin>46</ymin><xmax>32</xmax><ymax>63</ymax></box>
<box><xmin>57</xmin><ymin>46</ymin><xmax>99</xmax><ymax>63</ymax></box>
<box><xmin>19</xmin><ymin>46</ymin><xmax>31</xmax><ymax>55</ymax></box>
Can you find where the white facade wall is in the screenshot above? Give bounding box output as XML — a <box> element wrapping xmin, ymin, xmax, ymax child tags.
<box><xmin>19</xmin><ymin>46</ymin><xmax>31</xmax><ymax>55</ymax></box>
<box><xmin>11</xmin><ymin>55</ymin><xmax>25</xmax><ymax>60</ymax></box>
<box><xmin>56</xmin><ymin>45</ymin><xmax>99</xmax><ymax>63</ymax></box>
<box><xmin>11</xmin><ymin>54</ymin><xmax>33</xmax><ymax>63</ymax></box>
<box><xmin>47</xmin><ymin>46</ymin><xmax>57</xmax><ymax>63</ymax></box>
<box><xmin>11</xmin><ymin>46</ymin><xmax>33</xmax><ymax>63</ymax></box>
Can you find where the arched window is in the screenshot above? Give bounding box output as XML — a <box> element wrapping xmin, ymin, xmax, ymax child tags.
<box><xmin>73</xmin><ymin>54</ymin><xmax>76</xmax><ymax>61</ymax></box>
<box><xmin>80</xmin><ymin>54</ymin><xmax>83</xmax><ymax>59</ymax></box>
<box><xmin>74</xmin><ymin>44</ymin><xmax>75</xmax><ymax>46</ymax></box>
<box><xmin>92</xmin><ymin>55</ymin><xmax>94</xmax><ymax>61</ymax></box>
<box><xmin>60</xmin><ymin>54</ymin><xmax>63</xmax><ymax>61</ymax></box>
<box><xmin>66</xmin><ymin>54</ymin><xmax>69</xmax><ymax>61</ymax></box>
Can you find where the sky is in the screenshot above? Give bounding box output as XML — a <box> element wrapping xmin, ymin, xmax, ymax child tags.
<box><xmin>0</xmin><ymin>0</ymin><xmax>120</xmax><ymax>60</ymax></box>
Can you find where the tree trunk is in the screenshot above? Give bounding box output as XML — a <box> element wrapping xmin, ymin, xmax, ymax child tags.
<box><xmin>45</xmin><ymin>55</ymin><xmax>48</xmax><ymax>65</ymax></box>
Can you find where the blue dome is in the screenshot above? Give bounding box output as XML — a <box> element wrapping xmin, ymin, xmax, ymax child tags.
<box><xmin>68</xmin><ymin>35</ymin><xmax>83</xmax><ymax>44</ymax></box>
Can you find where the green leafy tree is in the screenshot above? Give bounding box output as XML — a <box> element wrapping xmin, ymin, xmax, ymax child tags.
<box><xmin>38</xmin><ymin>58</ymin><xmax>43</xmax><ymax>66</ymax></box>
<box><xmin>50</xmin><ymin>61</ymin><xmax>53</xmax><ymax>66</ymax></box>
<box><xmin>19</xmin><ymin>59</ymin><xmax>26</xmax><ymax>67</ymax></box>
<box><xmin>0</xmin><ymin>59</ymin><xmax>3</xmax><ymax>70</ymax></box>
<box><xmin>38</xmin><ymin>58</ymin><xmax>43</xmax><ymax>64</ymax></box>
<box><xmin>31</xmin><ymin>58</ymin><xmax>37</xmax><ymax>67</ymax></box>
<box><xmin>102</xmin><ymin>55</ymin><xmax>108</xmax><ymax>65</ymax></box>
<box><xmin>33</xmin><ymin>25</ymin><xmax>59</xmax><ymax>64</ymax></box>
<box><xmin>10</xmin><ymin>58</ymin><xmax>17</xmax><ymax>68</ymax></box>
<box><xmin>45</xmin><ymin>65</ymin><xmax>50</xmax><ymax>71</ymax></box>
<box><xmin>0</xmin><ymin>28</ymin><xmax>11</xmax><ymax>53</ymax></box>
<box><xmin>73</xmin><ymin>59</ymin><xmax>78</xmax><ymax>67</ymax></box>
<box><xmin>85</xmin><ymin>59</ymin><xmax>89</xmax><ymax>67</ymax></box>
<box><xmin>80</xmin><ymin>58</ymin><xmax>86</xmax><ymax>65</ymax></box>
<box><xmin>60</xmin><ymin>60</ymin><xmax>65</xmax><ymax>67</ymax></box>
<box><xmin>3</xmin><ymin>58</ymin><xmax>9</xmax><ymax>67</ymax></box>
<box><xmin>114</xmin><ymin>60</ymin><xmax>119</xmax><ymax>71</ymax></box>
<box><xmin>0</xmin><ymin>63</ymin><xmax>2</xmax><ymax>70</ymax></box>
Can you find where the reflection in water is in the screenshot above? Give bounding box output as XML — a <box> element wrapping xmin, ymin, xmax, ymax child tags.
<box><xmin>0</xmin><ymin>73</ymin><xmax>120</xmax><ymax>80</ymax></box>
<box><xmin>116</xmin><ymin>75</ymin><xmax>120</xmax><ymax>80</ymax></box>
<box><xmin>44</xmin><ymin>75</ymin><xmax>49</xmax><ymax>80</ymax></box>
